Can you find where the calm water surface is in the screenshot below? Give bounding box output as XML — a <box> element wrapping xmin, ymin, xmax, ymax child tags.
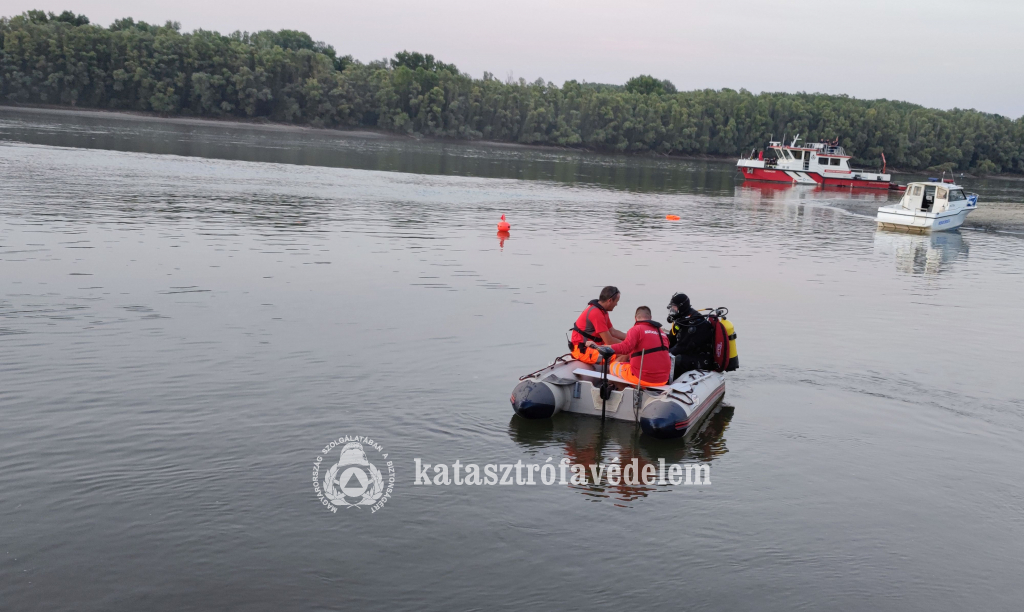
<box><xmin>1</xmin><ymin>108</ymin><xmax>1023</xmax><ymax>611</ymax></box>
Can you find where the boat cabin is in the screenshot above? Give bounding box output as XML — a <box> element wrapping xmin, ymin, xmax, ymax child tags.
<box><xmin>765</xmin><ymin>140</ymin><xmax>852</xmax><ymax>172</ymax></box>
<box><xmin>899</xmin><ymin>182</ymin><xmax>970</xmax><ymax>214</ymax></box>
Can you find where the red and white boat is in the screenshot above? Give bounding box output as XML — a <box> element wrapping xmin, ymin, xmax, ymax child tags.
<box><xmin>737</xmin><ymin>135</ymin><xmax>893</xmax><ymax>190</ymax></box>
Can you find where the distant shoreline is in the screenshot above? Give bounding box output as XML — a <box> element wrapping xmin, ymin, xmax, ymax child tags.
<box><xmin>0</xmin><ymin>102</ymin><xmax>911</xmax><ymax>171</ymax></box>
<box><xmin>0</xmin><ymin>103</ymin><xmax>392</xmax><ymax>138</ymax></box>
<box><xmin>6</xmin><ymin>102</ymin><xmax>1020</xmax><ymax>181</ymax></box>
<box><xmin>3</xmin><ymin>103</ymin><xmax>1023</xmax><ymax>235</ymax></box>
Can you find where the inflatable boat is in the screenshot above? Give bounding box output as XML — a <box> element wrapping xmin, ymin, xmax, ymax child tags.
<box><xmin>511</xmin><ymin>357</ymin><xmax>726</xmax><ymax>439</ymax></box>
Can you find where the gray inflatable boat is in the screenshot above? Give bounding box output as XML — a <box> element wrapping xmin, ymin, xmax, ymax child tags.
<box><xmin>510</xmin><ymin>356</ymin><xmax>726</xmax><ymax>439</ymax></box>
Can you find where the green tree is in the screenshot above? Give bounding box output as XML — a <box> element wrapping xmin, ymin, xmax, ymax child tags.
<box><xmin>625</xmin><ymin>75</ymin><xmax>665</xmax><ymax>96</ymax></box>
<box><xmin>1</xmin><ymin>10</ymin><xmax>1021</xmax><ymax>174</ymax></box>
<box><xmin>390</xmin><ymin>50</ymin><xmax>458</xmax><ymax>75</ymax></box>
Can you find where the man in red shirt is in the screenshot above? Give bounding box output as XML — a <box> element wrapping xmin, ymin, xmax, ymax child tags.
<box><xmin>588</xmin><ymin>306</ymin><xmax>671</xmax><ymax>386</ymax></box>
<box><xmin>568</xmin><ymin>286</ymin><xmax>627</xmax><ymax>365</ymax></box>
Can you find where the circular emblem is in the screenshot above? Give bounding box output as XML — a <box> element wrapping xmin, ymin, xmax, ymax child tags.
<box><xmin>313</xmin><ymin>436</ymin><xmax>393</xmax><ymax>514</ymax></box>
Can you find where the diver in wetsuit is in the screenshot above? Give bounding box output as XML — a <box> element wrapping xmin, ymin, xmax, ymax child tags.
<box><xmin>666</xmin><ymin>293</ymin><xmax>714</xmax><ymax>378</ymax></box>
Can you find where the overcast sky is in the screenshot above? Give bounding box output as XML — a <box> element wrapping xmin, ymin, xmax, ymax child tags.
<box><xmin>6</xmin><ymin>0</ymin><xmax>1022</xmax><ymax>118</ymax></box>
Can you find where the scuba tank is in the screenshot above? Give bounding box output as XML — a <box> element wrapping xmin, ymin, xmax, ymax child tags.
<box><xmin>720</xmin><ymin>317</ymin><xmax>738</xmax><ymax>371</ymax></box>
<box><xmin>705</xmin><ymin>308</ymin><xmax>739</xmax><ymax>372</ymax></box>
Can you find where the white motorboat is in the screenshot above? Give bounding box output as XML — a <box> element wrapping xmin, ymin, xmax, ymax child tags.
<box><xmin>876</xmin><ymin>180</ymin><xmax>978</xmax><ymax>232</ymax></box>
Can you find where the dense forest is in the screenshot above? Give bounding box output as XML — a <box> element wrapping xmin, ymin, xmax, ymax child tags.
<box><xmin>2</xmin><ymin>10</ymin><xmax>1022</xmax><ymax>174</ymax></box>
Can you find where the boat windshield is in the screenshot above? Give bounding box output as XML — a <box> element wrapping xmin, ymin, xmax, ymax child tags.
<box><xmin>948</xmin><ymin>189</ymin><xmax>967</xmax><ymax>202</ymax></box>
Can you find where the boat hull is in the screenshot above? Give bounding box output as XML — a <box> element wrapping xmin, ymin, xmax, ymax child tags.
<box><xmin>511</xmin><ymin>358</ymin><xmax>726</xmax><ymax>439</ymax></box>
<box><xmin>737</xmin><ymin>159</ymin><xmax>893</xmax><ymax>190</ymax></box>
<box><xmin>737</xmin><ymin>166</ymin><xmax>893</xmax><ymax>190</ymax></box>
<box><xmin>876</xmin><ymin>206</ymin><xmax>973</xmax><ymax>232</ymax></box>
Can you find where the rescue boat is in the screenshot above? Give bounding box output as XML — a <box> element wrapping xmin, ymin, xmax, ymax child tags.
<box><xmin>876</xmin><ymin>180</ymin><xmax>978</xmax><ymax>232</ymax></box>
<box><xmin>510</xmin><ymin>358</ymin><xmax>726</xmax><ymax>439</ymax></box>
<box><xmin>737</xmin><ymin>135</ymin><xmax>893</xmax><ymax>189</ymax></box>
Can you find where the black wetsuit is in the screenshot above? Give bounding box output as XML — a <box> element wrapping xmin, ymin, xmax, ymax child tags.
<box><xmin>668</xmin><ymin>308</ymin><xmax>714</xmax><ymax>377</ymax></box>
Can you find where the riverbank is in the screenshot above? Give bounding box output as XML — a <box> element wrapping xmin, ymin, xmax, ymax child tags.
<box><xmin>966</xmin><ymin>203</ymin><xmax>1024</xmax><ymax>233</ymax></box>
<box><xmin>0</xmin><ymin>103</ymin><xmax>392</xmax><ymax>138</ymax></box>
<box><xmin>0</xmin><ymin>103</ymin><xmax>586</xmax><ymax>153</ymax></box>
<box><xmin>6</xmin><ymin>103</ymin><xmax>1011</xmax><ymax>173</ymax></box>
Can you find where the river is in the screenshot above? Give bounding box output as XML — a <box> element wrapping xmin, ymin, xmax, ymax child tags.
<box><xmin>1</xmin><ymin>107</ymin><xmax>1023</xmax><ymax>611</ymax></box>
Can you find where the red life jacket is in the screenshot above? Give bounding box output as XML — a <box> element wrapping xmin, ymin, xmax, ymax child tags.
<box><xmin>626</xmin><ymin>320</ymin><xmax>671</xmax><ymax>384</ymax></box>
<box><xmin>569</xmin><ymin>300</ymin><xmax>611</xmax><ymax>350</ymax></box>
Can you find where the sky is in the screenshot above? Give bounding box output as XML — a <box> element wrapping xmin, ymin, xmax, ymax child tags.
<box><xmin>4</xmin><ymin>0</ymin><xmax>1023</xmax><ymax>118</ymax></box>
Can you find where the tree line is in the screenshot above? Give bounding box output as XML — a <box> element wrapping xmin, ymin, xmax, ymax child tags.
<box><xmin>2</xmin><ymin>10</ymin><xmax>1021</xmax><ymax>174</ymax></box>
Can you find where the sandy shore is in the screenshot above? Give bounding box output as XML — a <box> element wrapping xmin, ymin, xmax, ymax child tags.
<box><xmin>957</xmin><ymin>202</ymin><xmax>1024</xmax><ymax>234</ymax></box>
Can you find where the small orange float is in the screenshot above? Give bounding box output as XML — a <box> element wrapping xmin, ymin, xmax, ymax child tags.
<box><xmin>665</xmin><ymin>215</ymin><xmax>681</xmax><ymax>221</ymax></box>
<box><xmin>497</xmin><ymin>214</ymin><xmax>511</xmax><ymax>231</ymax></box>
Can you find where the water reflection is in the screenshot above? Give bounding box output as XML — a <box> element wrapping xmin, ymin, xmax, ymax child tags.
<box><xmin>735</xmin><ymin>181</ymin><xmax>893</xmax><ymax>208</ymax></box>
<box><xmin>0</xmin><ymin>108</ymin><xmax>736</xmax><ymax>196</ymax></box>
<box><xmin>873</xmin><ymin>229</ymin><xmax>969</xmax><ymax>275</ymax></box>
<box><xmin>496</xmin><ymin>230</ymin><xmax>510</xmax><ymax>249</ymax></box>
<box><xmin>741</xmin><ymin>180</ymin><xmax>891</xmax><ymax>199</ymax></box>
<box><xmin>507</xmin><ymin>405</ymin><xmax>734</xmax><ymax>504</ymax></box>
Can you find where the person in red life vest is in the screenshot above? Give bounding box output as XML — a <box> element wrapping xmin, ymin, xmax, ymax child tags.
<box><xmin>568</xmin><ymin>285</ymin><xmax>628</xmax><ymax>365</ymax></box>
<box><xmin>587</xmin><ymin>306</ymin><xmax>671</xmax><ymax>386</ymax></box>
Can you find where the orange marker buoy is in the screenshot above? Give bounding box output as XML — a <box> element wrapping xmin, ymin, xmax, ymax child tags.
<box><xmin>497</xmin><ymin>214</ymin><xmax>511</xmax><ymax>232</ymax></box>
<box><xmin>666</xmin><ymin>215</ymin><xmax>681</xmax><ymax>221</ymax></box>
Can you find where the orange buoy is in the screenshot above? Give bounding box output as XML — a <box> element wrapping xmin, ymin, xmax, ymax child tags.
<box><xmin>497</xmin><ymin>214</ymin><xmax>511</xmax><ymax>232</ymax></box>
<box><xmin>666</xmin><ymin>215</ymin><xmax>681</xmax><ymax>221</ymax></box>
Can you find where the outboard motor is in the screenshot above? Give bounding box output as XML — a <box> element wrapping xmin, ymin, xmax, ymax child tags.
<box><xmin>510</xmin><ymin>379</ymin><xmax>568</xmax><ymax>419</ymax></box>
